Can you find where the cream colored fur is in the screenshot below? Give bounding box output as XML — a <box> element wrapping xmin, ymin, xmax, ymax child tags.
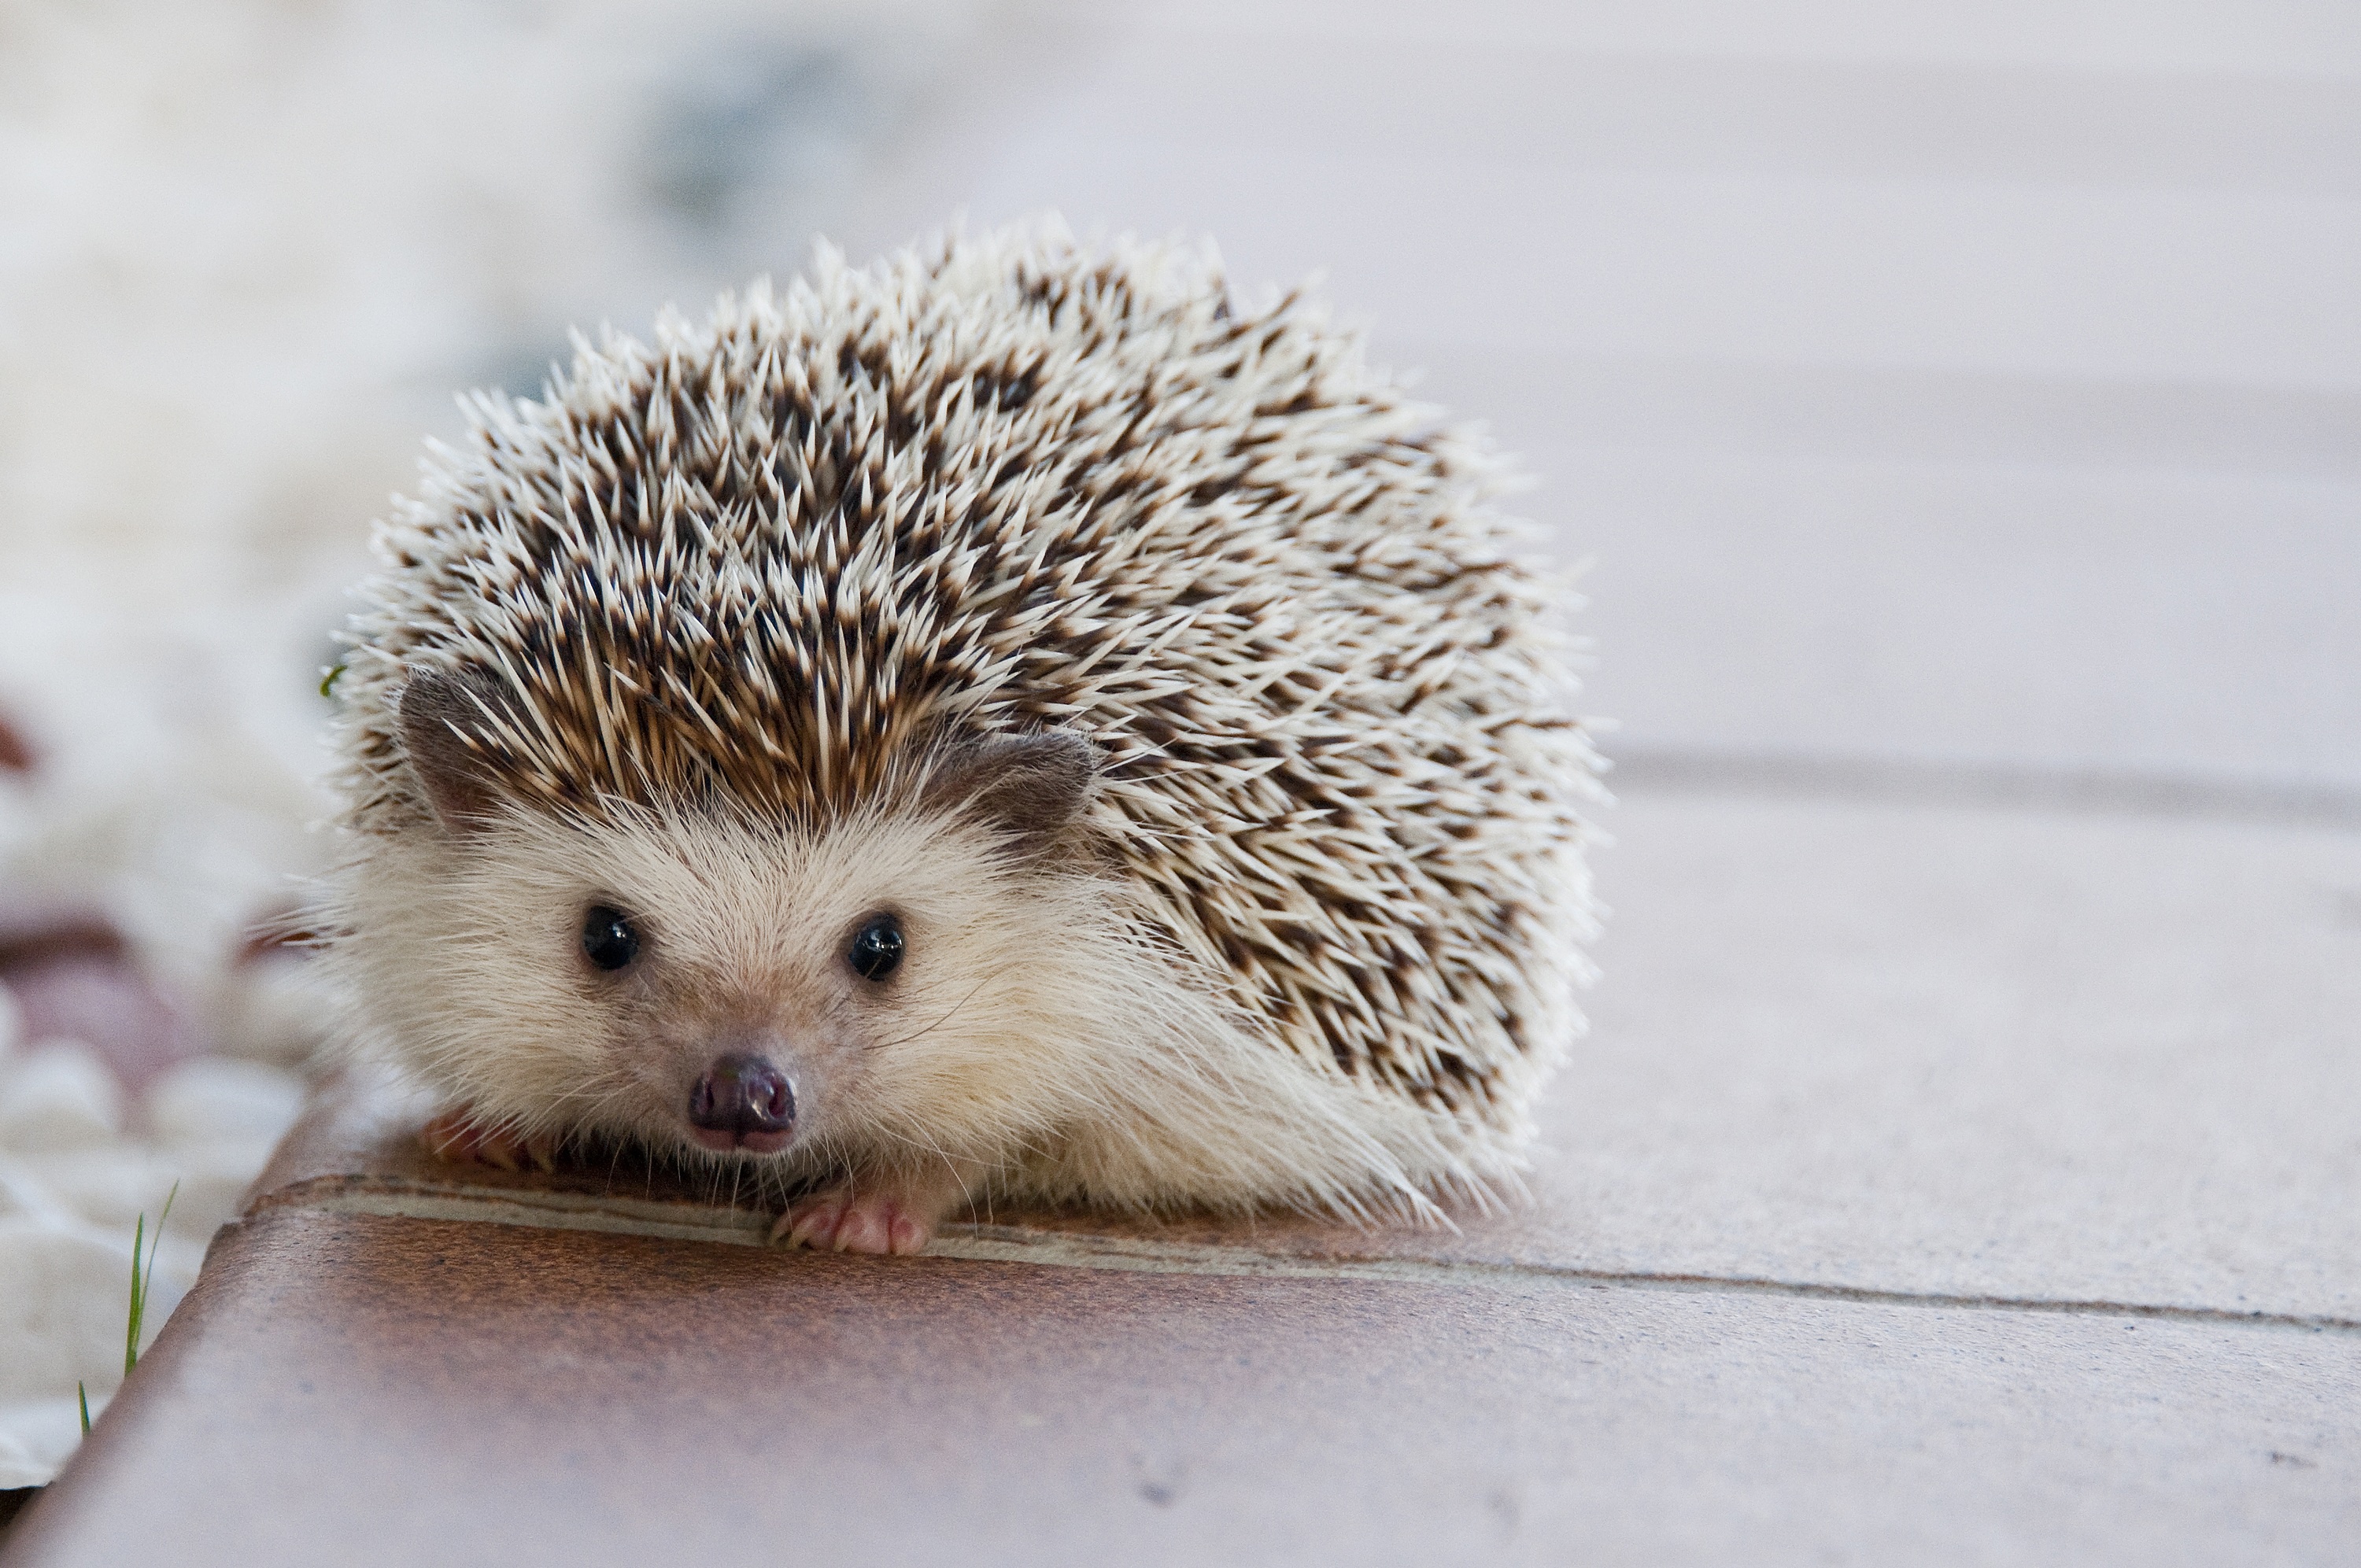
<box><xmin>326</xmin><ymin>800</ymin><xmax>1525</xmax><ymax>1221</ymax></box>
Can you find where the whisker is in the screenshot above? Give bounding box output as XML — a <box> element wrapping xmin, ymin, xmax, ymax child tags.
<box><xmin>867</xmin><ymin>978</ymin><xmax>992</xmax><ymax>1054</ymax></box>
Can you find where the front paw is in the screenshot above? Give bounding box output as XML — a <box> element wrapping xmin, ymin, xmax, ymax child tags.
<box><xmin>773</xmin><ymin>1186</ymin><xmax>937</xmax><ymax>1255</ymax></box>
<box><xmin>419</xmin><ymin>1105</ymin><xmax>556</xmax><ymax>1173</ymax></box>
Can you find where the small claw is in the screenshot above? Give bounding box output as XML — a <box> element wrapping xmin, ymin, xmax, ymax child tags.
<box><xmin>774</xmin><ymin>1187</ymin><xmax>937</xmax><ymax>1256</ymax></box>
<box><xmin>419</xmin><ymin>1107</ymin><xmax>478</xmax><ymax>1163</ymax></box>
<box><xmin>888</xmin><ymin>1210</ymin><xmax>930</xmax><ymax>1256</ymax></box>
<box><xmin>420</xmin><ymin>1117</ymin><xmax>462</xmax><ymax>1163</ymax></box>
<box><xmin>835</xmin><ymin>1203</ymin><xmax>890</xmax><ymax>1255</ymax></box>
<box><xmin>418</xmin><ymin>1105</ymin><xmax>539</xmax><ymax>1173</ymax></box>
<box><xmin>778</xmin><ymin>1194</ymin><xmax>849</xmax><ymax>1252</ymax></box>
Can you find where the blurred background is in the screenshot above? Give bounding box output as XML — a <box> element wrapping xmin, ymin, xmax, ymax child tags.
<box><xmin>2</xmin><ymin>0</ymin><xmax>2356</xmax><ymax>1488</ymax></box>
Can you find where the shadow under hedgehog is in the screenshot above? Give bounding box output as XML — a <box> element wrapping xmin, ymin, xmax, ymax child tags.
<box><xmin>320</xmin><ymin>222</ymin><xmax>1602</xmax><ymax>1254</ymax></box>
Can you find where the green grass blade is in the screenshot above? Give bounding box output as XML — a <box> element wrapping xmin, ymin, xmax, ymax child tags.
<box><xmin>123</xmin><ymin>1212</ymin><xmax>145</xmax><ymax>1378</ymax></box>
<box><xmin>123</xmin><ymin>1182</ymin><xmax>179</xmax><ymax>1378</ymax></box>
<box><xmin>78</xmin><ymin>1382</ymin><xmax>91</xmax><ymax>1435</ymax></box>
<box><xmin>139</xmin><ymin>1184</ymin><xmax>177</xmax><ymax>1330</ymax></box>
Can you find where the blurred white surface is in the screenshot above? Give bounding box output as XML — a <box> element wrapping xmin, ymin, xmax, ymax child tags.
<box><xmin>0</xmin><ymin>1046</ymin><xmax>122</xmax><ymax>1153</ymax></box>
<box><xmin>0</xmin><ymin>984</ymin><xmax>305</xmax><ymax>1489</ymax></box>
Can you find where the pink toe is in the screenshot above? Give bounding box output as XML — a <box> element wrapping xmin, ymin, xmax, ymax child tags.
<box><xmin>837</xmin><ymin>1205</ymin><xmax>892</xmax><ymax>1254</ymax></box>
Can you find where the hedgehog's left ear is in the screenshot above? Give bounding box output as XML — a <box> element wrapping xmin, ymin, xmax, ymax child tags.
<box><xmin>399</xmin><ymin>668</ymin><xmax>515</xmax><ymax>834</ymax></box>
<box><xmin>921</xmin><ymin>730</ymin><xmax>1098</xmax><ymax>857</ymax></box>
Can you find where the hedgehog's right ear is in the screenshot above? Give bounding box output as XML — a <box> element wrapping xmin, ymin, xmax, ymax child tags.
<box><xmin>921</xmin><ymin>729</ymin><xmax>1099</xmax><ymax>857</ymax></box>
<box><xmin>398</xmin><ymin>669</ymin><xmax>512</xmax><ymax>833</ymax></box>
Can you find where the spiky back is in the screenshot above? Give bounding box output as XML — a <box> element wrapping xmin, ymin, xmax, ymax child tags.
<box><xmin>337</xmin><ymin>225</ymin><xmax>1598</xmax><ymax>1116</ymax></box>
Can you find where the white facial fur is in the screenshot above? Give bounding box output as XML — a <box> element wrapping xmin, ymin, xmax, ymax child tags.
<box><xmin>326</xmin><ymin>795</ymin><xmax>1520</xmax><ymax>1220</ymax></box>
<box><xmin>334</xmin><ymin>801</ymin><xmax>1079</xmax><ymax>1185</ymax></box>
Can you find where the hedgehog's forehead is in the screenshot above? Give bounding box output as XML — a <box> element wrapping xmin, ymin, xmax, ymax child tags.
<box><xmin>481</xmin><ymin>797</ymin><xmax>994</xmax><ymax>924</ymax></box>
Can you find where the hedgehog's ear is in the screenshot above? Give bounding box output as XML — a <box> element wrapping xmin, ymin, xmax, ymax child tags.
<box><xmin>922</xmin><ymin>730</ymin><xmax>1098</xmax><ymax>856</ymax></box>
<box><xmin>398</xmin><ymin>669</ymin><xmax>513</xmax><ymax>833</ymax></box>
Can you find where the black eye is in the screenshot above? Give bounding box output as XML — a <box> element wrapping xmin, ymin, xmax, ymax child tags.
<box><xmin>582</xmin><ymin>906</ymin><xmax>640</xmax><ymax>971</ymax></box>
<box><xmin>847</xmin><ymin>913</ymin><xmax>903</xmax><ymax>981</ymax></box>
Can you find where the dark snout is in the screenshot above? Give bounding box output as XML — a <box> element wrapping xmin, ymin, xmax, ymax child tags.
<box><xmin>688</xmin><ymin>1053</ymin><xmax>796</xmax><ymax>1154</ymax></box>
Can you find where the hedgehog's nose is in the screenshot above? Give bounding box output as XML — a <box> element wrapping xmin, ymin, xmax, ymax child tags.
<box><xmin>688</xmin><ymin>1053</ymin><xmax>796</xmax><ymax>1153</ymax></box>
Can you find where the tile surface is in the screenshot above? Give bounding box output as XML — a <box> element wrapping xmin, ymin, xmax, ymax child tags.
<box><xmin>1443</xmin><ymin>413</ymin><xmax>2361</xmax><ymax>784</ymax></box>
<box><xmin>840</xmin><ymin>2</ymin><xmax>2361</xmax><ymax>790</ymax></box>
<box><xmin>7</xmin><ymin>1207</ymin><xmax>2356</xmax><ymax>1568</ymax></box>
<box><xmin>1535</xmin><ymin>791</ymin><xmax>2361</xmax><ymax>1316</ymax></box>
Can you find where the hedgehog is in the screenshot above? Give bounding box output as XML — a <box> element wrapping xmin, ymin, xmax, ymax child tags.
<box><xmin>320</xmin><ymin>223</ymin><xmax>1601</xmax><ymax>1255</ymax></box>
